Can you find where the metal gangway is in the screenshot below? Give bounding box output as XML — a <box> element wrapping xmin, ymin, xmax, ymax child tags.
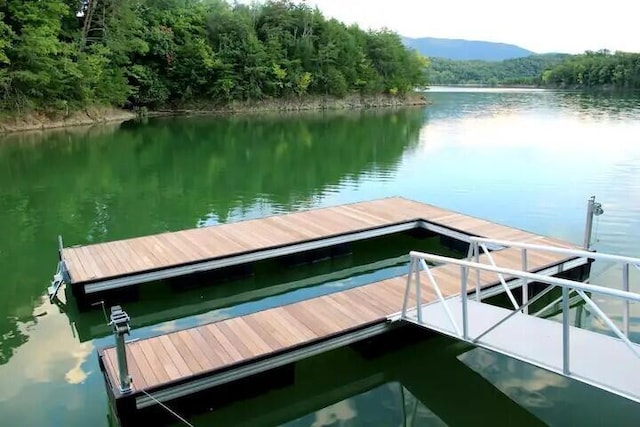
<box><xmin>400</xmin><ymin>237</ymin><xmax>640</xmax><ymax>403</ymax></box>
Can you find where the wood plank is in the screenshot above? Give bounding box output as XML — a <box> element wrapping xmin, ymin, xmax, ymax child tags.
<box><xmin>100</xmin><ymin>243</ymin><xmax>132</xmax><ymax>276</ymax></box>
<box><xmin>213</xmin><ymin>322</ymin><xmax>254</xmax><ymax>360</ymax></box>
<box><xmin>126</xmin><ymin>239</ymin><xmax>163</xmax><ymax>269</ymax></box>
<box><xmin>268</xmin><ymin>307</ymin><xmax>318</xmax><ymax>341</ymax></box>
<box><xmin>103</xmin><ymin>352</ymin><xmax>122</xmax><ymax>390</ymax></box>
<box><xmin>62</xmin><ymin>249</ymin><xmax>90</xmax><ymax>283</ymax></box>
<box><xmin>155</xmin><ymin>233</ymin><xmax>196</xmax><ymax>263</ymax></box>
<box><xmin>328</xmin><ymin>291</ymin><xmax>382</xmax><ymax>321</ymax></box>
<box><xmin>134</xmin><ymin>237</ymin><xmax>176</xmax><ymax>268</ymax></box>
<box><xmin>189</xmin><ymin>328</ymin><xmax>229</xmax><ymax>367</ymax></box>
<box><xmin>149</xmin><ymin>236</ymin><xmax>185</xmax><ymax>265</ymax></box>
<box><xmin>223</xmin><ymin>317</ymin><xmax>274</xmax><ymax>356</ymax></box>
<box><xmin>110</xmin><ymin>241</ymin><xmax>147</xmax><ymax>274</ymax></box>
<box><xmin>137</xmin><ymin>339</ymin><xmax>171</xmax><ymax>384</ymax></box>
<box><xmin>284</xmin><ymin>303</ymin><xmax>341</xmax><ymax>336</ymax></box>
<box><xmin>298</xmin><ymin>300</ymin><xmax>358</xmax><ymax>330</ymax></box>
<box><xmin>201</xmin><ymin>324</ymin><xmax>241</xmax><ymax>364</ymax></box>
<box><xmin>124</xmin><ymin>346</ymin><xmax>147</xmax><ymax>390</ymax></box>
<box><xmin>178</xmin><ymin>329</ymin><xmax>215</xmax><ymax>370</ymax></box>
<box><xmin>175</xmin><ymin>229</ymin><xmax>222</xmax><ymax>259</ymax></box>
<box><xmin>127</xmin><ymin>342</ymin><xmax>158</xmax><ymax>387</ymax></box>
<box><xmin>158</xmin><ymin>335</ymin><xmax>193</xmax><ymax>377</ymax></box>
<box><xmin>76</xmin><ymin>246</ymin><xmax>105</xmax><ymax>280</ymax></box>
<box><xmin>148</xmin><ymin>338</ymin><xmax>183</xmax><ymax>380</ymax></box>
<box><xmin>243</xmin><ymin>313</ymin><xmax>294</xmax><ymax>349</ymax></box>
<box><xmin>115</xmin><ymin>240</ymin><xmax>154</xmax><ymax>272</ymax></box>
<box><xmin>170</xmin><ymin>331</ymin><xmax>205</xmax><ymax>374</ymax></box>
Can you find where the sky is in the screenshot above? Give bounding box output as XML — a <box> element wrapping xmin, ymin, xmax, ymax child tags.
<box><xmin>296</xmin><ymin>0</ymin><xmax>640</xmax><ymax>54</ymax></box>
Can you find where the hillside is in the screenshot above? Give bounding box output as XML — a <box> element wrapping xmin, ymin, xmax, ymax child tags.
<box><xmin>428</xmin><ymin>54</ymin><xmax>569</xmax><ymax>86</ymax></box>
<box><xmin>403</xmin><ymin>36</ymin><xmax>534</xmax><ymax>61</ymax></box>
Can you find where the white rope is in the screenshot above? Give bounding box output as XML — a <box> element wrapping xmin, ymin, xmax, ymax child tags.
<box><xmin>140</xmin><ymin>389</ymin><xmax>195</xmax><ymax>427</ymax></box>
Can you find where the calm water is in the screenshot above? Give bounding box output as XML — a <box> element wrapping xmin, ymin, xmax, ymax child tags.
<box><xmin>1</xmin><ymin>88</ymin><xmax>639</xmax><ymax>426</ymax></box>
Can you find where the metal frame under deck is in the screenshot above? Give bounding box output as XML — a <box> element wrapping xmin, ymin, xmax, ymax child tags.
<box><xmin>79</xmin><ymin>219</ymin><xmax>472</xmax><ymax>295</ymax></box>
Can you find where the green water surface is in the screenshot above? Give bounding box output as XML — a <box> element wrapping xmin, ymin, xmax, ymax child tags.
<box><xmin>1</xmin><ymin>88</ymin><xmax>639</xmax><ymax>426</ymax></box>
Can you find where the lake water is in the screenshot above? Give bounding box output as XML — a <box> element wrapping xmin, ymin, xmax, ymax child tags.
<box><xmin>0</xmin><ymin>88</ymin><xmax>639</xmax><ymax>426</ymax></box>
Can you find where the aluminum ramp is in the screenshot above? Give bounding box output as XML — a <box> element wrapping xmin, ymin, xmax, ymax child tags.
<box><xmin>399</xmin><ymin>237</ymin><xmax>640</xmax><ymax>404</ymax></box>
<box><xmin>403</xmin><ymin>297</ymin><xmax>640</xmax><ymax>403</ymax></box>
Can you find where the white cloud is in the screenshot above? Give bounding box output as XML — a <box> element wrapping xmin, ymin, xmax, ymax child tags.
<box><xmin>0</xmin><ymin>297</ymin><xmax>94</xmax><ymax>402</ymax></box>
<box><xmin>295</xmin><ymin>0</ymin><xmax>640</xmax><ymax>54</ymax></box>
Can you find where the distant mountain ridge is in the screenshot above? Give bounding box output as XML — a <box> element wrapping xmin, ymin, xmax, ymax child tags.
<box><xmin>403</xmin><ymin>36</ymin><xmax>535</xmax><ymax>61</ymax></box>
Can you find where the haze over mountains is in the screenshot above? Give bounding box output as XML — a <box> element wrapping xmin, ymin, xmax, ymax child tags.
<box><xmin>403</xmin><ymin>36</ymin><xmax>537</xmax><ymax>61</ymax></box>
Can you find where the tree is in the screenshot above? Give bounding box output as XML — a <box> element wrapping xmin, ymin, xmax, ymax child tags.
<box><xmin>0</xmin><ymin>0</ymin><xmax>429</xmax><ymax>114</ymax></box>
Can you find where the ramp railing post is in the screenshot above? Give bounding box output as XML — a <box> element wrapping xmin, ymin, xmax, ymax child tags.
<box><xmin>110</xmin><ymin>306</ymin><xmax>132</xmax><ymax>394</ymax></box>
<box><xmin>415</xmin><ymin>259</ymin><xmax>422</xmax><ymax>324</ymax></box>
<box><xmin>522</xmin><ymin>248</ymin><xmax>529</xmax><ymax>314</ymax></box>
<box><xmin>401</xmin><ymin>257</ymin><xmax>414</xmax><ymax>318</ymax></box>
<box><xmin>474</xmin><ymin>241</ymin><xmax>481</xmax><ymax>302</ymax></box>
<box><xmin>562</xmin><ymin>287</ymin><xmax>570</xmax><ymax>375</ymax></box>
<box><xmin>623</xmin><ymin>263</ymin><xmax>630</xmax><ymax>337</ymax></box>
<box><xmin>461</xmin><ymin>265</ymin><xmax>469</xmax><ymax>340</ymax></box>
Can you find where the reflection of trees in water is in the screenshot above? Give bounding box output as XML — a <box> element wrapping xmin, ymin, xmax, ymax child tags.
<box><xmin>425</xmin><ymin>90</ymin><xmax>640</xmax><ymax>122</ymax></box>
<box><xmin>0</xmin><ymin>316</ymin><xmax>29</xmax><ymax>366</ymax></box>
<box><xmin>0</xmin><ymin>108</ymin><xmax>424</xmax><ymax>363</ymax></box>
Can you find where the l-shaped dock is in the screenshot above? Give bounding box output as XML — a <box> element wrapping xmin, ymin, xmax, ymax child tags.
<box><xmin>66</xmin><ymin>198</ymin><xmax>594</xmax><ymax>425</ymax></box>
<box><xmin>56</xmin><ymin>197</ymin><xmax>576</xmax><ymax>297</ymax></box>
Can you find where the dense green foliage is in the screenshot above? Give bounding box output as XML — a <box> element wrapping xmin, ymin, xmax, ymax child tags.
<box><xmin>0</xmin><ymin>0</ymin><xmax>427</xmax><ymax>113</ymax></box>
<box><xmin>428</xmin><ymin>54</ymin><xmax>568</xmax><ymax>86</ymax></box>
<box><xmin>541</xmin><ymin>50</ymin><xmax>640</xmax><ymax>89</ymax></box>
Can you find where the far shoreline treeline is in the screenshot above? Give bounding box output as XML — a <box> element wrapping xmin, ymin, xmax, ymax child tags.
<box><xmin>428</xmin><ymin>50</ymin><xmax>640</xmax><ymax>90</ymax></box>
<box><xmin>0</xmin><ymin>0</ymin><xmax>427</xmax><ymax>120</ymax></box>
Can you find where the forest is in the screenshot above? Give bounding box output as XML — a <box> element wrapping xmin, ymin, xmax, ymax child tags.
<box><xmin>428</xmin><ymin>50</ymin><xmax>640</xmax><ymax>90</ymax></box>
<box><xmin>427</xmin><ymin>54</ymin><xmax>568</xmax><ymax>86</ymax></box>
<box><xmin>541</xmin><ymin>50</ymin><xmax>640</xmax><ymax>89</ymax></box>
<box><xmin>0</xmin><ymin>0</ymin><xmax>428</xmax><ymax>115</ymax></box>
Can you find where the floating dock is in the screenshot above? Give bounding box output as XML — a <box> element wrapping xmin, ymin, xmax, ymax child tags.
<box><xmin>56</xmin><ymin>197</ymin><xmax>574</xmax><ymax>298</ymax></box>
<box><xmin>87</xmin><ymin>198</ymin><xmax>590</xmax><ymax>425</ymax></box>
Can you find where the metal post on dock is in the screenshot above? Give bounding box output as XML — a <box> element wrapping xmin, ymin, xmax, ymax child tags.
<box><xmin>110</xmin><ymin>306</ymin><xmax>132</xmax><ymax>394</ymax></box>
<box><xmin>583</xmin><ymin>196</ymin><xmax>604</xmax><ymax>250</ymax></box>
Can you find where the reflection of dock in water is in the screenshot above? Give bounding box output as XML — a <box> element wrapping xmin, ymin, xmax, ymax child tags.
<box><xmin>138</xmin><ymin>333</ymin><xmax>544</xmax><ymax>426</ymax></box>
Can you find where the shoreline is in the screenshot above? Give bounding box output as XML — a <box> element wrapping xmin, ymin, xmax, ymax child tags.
<box><xmin>0</xmin><ymin>93</ymin><xmax>428</xmax><ymax>135</ymax></box>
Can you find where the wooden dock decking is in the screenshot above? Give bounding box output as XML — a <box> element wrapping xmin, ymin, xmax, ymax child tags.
<box><xmin>100</xmin><ymin>246</ymin><xmax>578</xmax><ymax>394</ymax></box>
<box><xmin>95</xmin><ymin>197</ymin><xmax>588</xmax><ymax>419</ymax></box>
<box><xmin>61</xmin><ymin>197</ymin><xmax>571</xmax><ymax>295</ymax></box>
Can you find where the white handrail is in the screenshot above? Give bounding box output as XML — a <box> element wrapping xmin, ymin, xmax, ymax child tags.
<box><xmin>479</xmin><ymin>243</ymin><xmax>519</xmax><ymax>310</ymax></box>
<box><xmin>409</xmin><ymin>250</ymin><xmax>640</xmax><ymax>302</ymax></box>
<box><xmin>404</xmin><ymin>250</ymin><xmax>640</xmax><ymax>376</ymax></box>
<box><xmin>470</xmin><ymin>237</ymin><xmax>640</xmax><ymax>266</ymax></box>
